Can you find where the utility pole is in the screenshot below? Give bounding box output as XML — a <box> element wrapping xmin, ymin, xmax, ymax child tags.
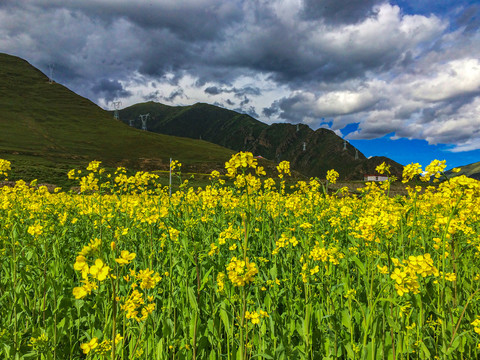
<box><xmin>112</xmin><ymin>101</ymin><xmax>121</xmax><ymax>120</ymax></box>
<box><xmin>140</xmin><ymin>113</ymin><xmax>150</xmax><ymax>131</ymax></box>
<box><xmin>48</xmin><ymin>64</ymin><xmax>55</xmax><ymax>84</ymax></box>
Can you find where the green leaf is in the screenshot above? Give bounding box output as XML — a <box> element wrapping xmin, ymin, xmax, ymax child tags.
<box><xmin>343</xmin><ymin>343</ymin><xmax>355</xmax><ymax>359</ymax></box>
<box><xmin>351</xmin><ymin>255</ymin><xmax>366</xmax><ymax>275</ymax></box>
<box><xmin>219</xmin><ymin>301</ymin><xmax>232</xmax><ymax>336</ymax></box>
<box><xmin>199</xmin><ymin>266</ymin><xmax>214</xmax><ymax>291</ymax></box>
<box><xmin>250</xmin><ymin>353</ymin><xmax>274</xmax><ymax>359</ymax></box>
<box><xmin>187</xmin><ymin>286</ymin><xmax>199</xmax><ymax>312</ymax></box>
<box><xmin>341</xmin><ymin>309</ymin><xmax>351</xmax><ymax>330</ymax></box>
<box><xmin>269</xmin><ymin>264</ymin><xmax>277</xmax><ymax>279</ymax></box>
<box><xmin>420</xmin><ymin>341</ymin><xmax>431</xmax><ymax>358</ymax></box>
<box><xmin>296</xmin><ymin>319</ymin><xmax>304</xmax><ymax>338</ymax></box>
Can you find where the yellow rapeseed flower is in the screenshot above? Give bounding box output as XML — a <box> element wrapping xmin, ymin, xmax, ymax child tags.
<box><xmin>115</xmin><ymin>250</ymin><xmax>136</xmax><ymax>265</ymax></box>
<box><xmin>89</xmin><ymin>259</ymin><xmax>110</xmax><ymax>281</ymax></box>
<box><xmin>80</xmin><ymin>338</ymin><xmax>98</xmax><ymax>354</ymax></box>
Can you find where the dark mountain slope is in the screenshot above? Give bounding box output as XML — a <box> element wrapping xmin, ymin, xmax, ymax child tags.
<box><xmin>120</xmin><ymin>102</ymin><xmax>403</xmax><ymax>180</ymax></box>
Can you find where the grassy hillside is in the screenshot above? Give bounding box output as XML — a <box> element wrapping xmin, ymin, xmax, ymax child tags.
<box><xmin>0</xmin><ymin>53</ymin><xmax>234</xmax><ymax>187</ymax></box>
<box><xmin>120</xmin><ymin>102</ymin><xmax>404</xmax><ymax>180</ymax></box>
<box><xmin>446</xmin><ymin>161</ymin><xmax>480</xmax><ymax>180</ymax></box>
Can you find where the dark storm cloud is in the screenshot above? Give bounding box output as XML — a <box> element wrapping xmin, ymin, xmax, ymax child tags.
<box><xmin>454</xmin><ymin>4</ymin><xmax>480</xmax><ymax>33</ymax></box>
<box><xmin>271</xmin><ymin>94</ymin><xmax>317</xmax><ymax>123</ymax></box>
<box><xmin>0</xmin><ymin>0</ymin><xmax>444</xmax><ymax>97</ymax></box>
<box><xmin>235</xmin><ymin>106</ymin><xmax>259</xmax><ymax>119</ymax></box>
<box><xmin>204</xmin><ymin>86</ymin><xmax>222</xmax><ymax>95</ymax></box>
<box><xmin>143</xmin><ymin>91</ymin><xmax>161</xmax><ymax>102</ymax></box>
<box><xmin>91</xmin><ymin>79</ymin><xmax>132</xmax><ymax>103</ymax></box>
<box><xmin>1</xmin><ymin>0</ymin><xmax>479</xmax><ymax>151</ymax></box>
<box><xmin>239</xmin><ymin>97</ymin><xmax>250</xmax><ymax>106</ymax></box>
<box><xmin>161</xmin><ymin>88</ymin><xmax>186</xmax><ymax>103</ymax></box>
<box><xmin>30</xmin><ymin>0</ymin><xmax>243</xmax><ymax>42</ymax></box>
<box><xmin>204</xmin><ymin>85</ymin><xmax>261</xmax><ymax>97</ymax></box>
<box><xmin>301</xmin><ymin>0</ymin><xmax>382</xmax><ymax>24</ymax></box>
<box><xmin>262</xmin><ymin>102</ymin><xmax>280</xmax><ymax>118</ymax></box>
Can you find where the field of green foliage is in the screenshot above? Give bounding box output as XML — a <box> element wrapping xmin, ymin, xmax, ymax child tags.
<box><xmin>1</xmin><ymin>154</ymin><xmax>480</xmax><ymax>360</ymax></box>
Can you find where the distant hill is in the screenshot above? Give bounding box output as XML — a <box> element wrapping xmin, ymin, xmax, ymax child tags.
<box><xmin>0</xmin><ymin>53</ymin><xmax>234</xmax><ymax>186</ymax></box>
<box><xmin>446</xmin><ymin>161</ymin><xmax>480</xmax><ymax>180</ymax></box>
<box><xmin>119</xmin><ymin>102</ymin><xmax>404</xmax><ymax>180</ymax></box>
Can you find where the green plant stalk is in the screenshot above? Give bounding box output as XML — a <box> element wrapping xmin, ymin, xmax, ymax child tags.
<box><xmin>440</xmin><ymin>193</ymin><xmax>463</xmax><ymax>349</ymax></box>
<box><xmin>239</xmin><ymin>286</ymin><xmax>246</xmax><ymax>360</ymax></box>
<box><xmin>12</xmin><ymin>230</ymin><xmax>18</xmax><ymax>352</ymax></box>
<box><xmin>111</xmin><ymin>278</ymin><xmax>117</xmax><ymax>360</ymax></box>
<box><xmin>446</xmin><ymin>288</ymin><xmax>479</xmax><ymax>352</ymax></box>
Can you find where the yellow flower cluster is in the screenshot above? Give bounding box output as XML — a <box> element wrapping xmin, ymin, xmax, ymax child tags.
<box><xmin>80</xmin><ymin>338</ymin><xmax>98</xmax><ymax>354</ymax></box>
<box><xmin>218</xmin><ymin>224</ymin><xmax>242</xmax><ymax>245</ymax></box>
<box><xmin>326</xmin><ymin>169</ymin><xmax>339</xmax><ymax>184</ymax></box>
<box><xmin>29</xmin><ymin>333</ymin><xmax>50</xmax><ymax>353</ymax></box>
<box><xmin>0</xmin><ymin>159</ymin><xmax>11</xmax><ymax>179</ymax></box>
<box><xmin>421</xmin><ymin>159</ymin><xmax>447</xmax><ymax>182</ymax></box>
<box><xmin>72</xmin><ymin>238</ymin><xmax>112</xmax><ymax>299</ymax></box>
<box><xmin>170</xmin><ymin>160</ymin><xmax>182</xmax><ymax>172</ymax></box>
<box><xmin>245</xmin><ymin>309</ymin><xmax>268</xmax><ymax>325</ymax></box>
<box><xmin>216</xmin><ymin>272</ymin><xmax>226</xmax><ymax>292</ymax></box>
<box><xmin>390</xmin><ymin>254</ymin><xmax>439</xmax><ymax>296</ymax></box>
<box><xmin>375</xmin><ymin>162</ymin><xmax>391</xmax><ymax>175</ymax></box>
<box><xmin>272</xmin><ymin>233</ymin><xmax>298</xmax><ymax>255</ymax></box>
<box><xmin>225</xmin><ymin>152</ymin><xmax>258</xmax><ymax>178</ymax></box>
<box><xmin>27</xmin><ymin>223</ymin><xmax>43</xmax><ymax>237</ymax></box>
<box><xmin>79</xmin><ymin>172</ymin><xmax>99</xmax><ymax>193</ymax></box>
<box><xmin>135</xmin><ymin>268</ymin><xmax>162</xmax><ymax>290</ymax></box>
<box><xmin>402</xmin><ymin>163</ymin><xmax>423</xmax><ymax>183</ymax></box>
<box><xmin>72</xmin><ymin>257</ymin><xmax>110</xmax><ymax>299</ymax></box>
<box><xmin>80</xmin><ymin>334</ymin><xmax>123</xmax><ymax>355</ymax></box>
<box><xmin>120</xmin><ymin>289</ymin><xmax>156</xmax><ymax>322</ymax></box>
<box><xmin>276</xmin><ymin>161</ymin><xmax>291</xmax><ymax>179</ymax></box>
<box><xmin>309</xmin><ymin>243</ymin><xmax>344</xmax><ymax>265</ymax></box>
<box><xmin>226</xmin><ymin>257</ymin><xmax>258</xmax><ymax>287</ymax></box>
<box><xmin>115</xmin><ymin>250</ymin><xmax>136</xmax><ymax>265</ymax></box>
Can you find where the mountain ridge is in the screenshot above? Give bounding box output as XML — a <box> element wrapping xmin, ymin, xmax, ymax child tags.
<box><xmin>119</xmin><ymin>101</ymin><xmax>404</xmax><ymax>180</ymax></box>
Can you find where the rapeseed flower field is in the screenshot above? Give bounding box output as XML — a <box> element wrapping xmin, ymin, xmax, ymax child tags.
<box><xmin>0</xmin><ymin>152</ymin><xmax>479</xmax><ymax>359</ymax></box>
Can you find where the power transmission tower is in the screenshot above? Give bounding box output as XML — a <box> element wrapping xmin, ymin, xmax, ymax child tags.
<box><xmin>296</xmin><ymin>124</ymin><xmax>299</xmax><ymax>132</ymax></box>
<box><xmin>129</xmin><ymin>119</ymin><xmax>134</xmax><ymax>127</ymax></box>
<box><xmin>343</xmin><ymin>140</ymin><xmax>347</xmax><ymax>150</ymax></box>
<box><xmin>112</xmin><ymin>101</ymin><xmax>121</xmax><ymax>120</ymax></box>
<box><xmin>355</xmin><ymin>148</ymin><xmax>359</xmax><ymax>160</ymax></box>
<box><xmin>303</xmin><ymin>142</ymin><xmax>306</xmax><ymax>151</ymax></box>
<box><xmin>140</xmin><ymin>113</ymin><xmax>150</xmax><ymax>131</ymax></box>
<box><xmin>48</xmin><ymin>64</ymin><xmax>55</xmax><ymax>84</ymax></box>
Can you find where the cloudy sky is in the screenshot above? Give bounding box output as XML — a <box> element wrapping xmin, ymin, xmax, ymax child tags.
<box><xmin>1</xmin><ymin>0</ymin><xmax>480</xmax><ymax>169</ymax></box>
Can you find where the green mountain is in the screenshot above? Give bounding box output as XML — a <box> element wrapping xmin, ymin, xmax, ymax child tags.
<box><xmin>119</xmin><ymin>102</ymin><xmax>404</xmax><ymax>180</ymax></box>
<box><xmin>0</xmin><ymin>53</ymin><xmax>234</xmax><ymax>186</ymax></box>
<box><xmin>446</xmin><ymin>161</ymin><xmax>480</xmax><ymax>180</ymax></box>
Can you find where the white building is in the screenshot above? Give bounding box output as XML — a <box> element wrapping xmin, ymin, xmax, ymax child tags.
<box><xmin>364</xmin><ymin>174</ymin><xmax>389</xmax><ymax>182</ymax></box>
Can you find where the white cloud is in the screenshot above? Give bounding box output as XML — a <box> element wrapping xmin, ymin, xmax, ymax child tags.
<box><xmin>410</xmin><ymin>58</ymin><xmax>480</xmax><ymax>102</ymax></box>
<box><xmin>309</xmin><ymin>4</ymin><xmax>445</xmax><ymax>61</ymax></box>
